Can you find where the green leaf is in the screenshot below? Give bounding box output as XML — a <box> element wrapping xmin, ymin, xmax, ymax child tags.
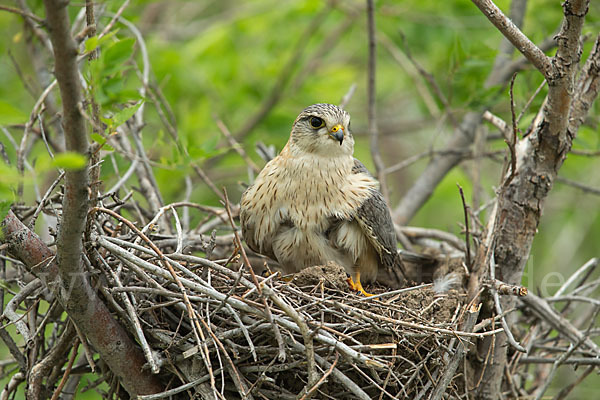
<box><xmin>52</xmin><ymin>152</ymin><xmax>87</xmax><ymax>170</ymax></box>
<box><xmin>85</xmin><ymin>35</ymin><xmax>99</xmax><ymax>53</ymax></box>
<box><xmin>0</xmin><ymin>200</ymin><xmax>12</xmax><ymax>222</ymax></box>
<box><xmin>90</xmin><ymin>133</ymin><xmax>106</xmax><ymax>145</ymax></box>
<box><xmin>98</xmin><ymin>29</ymin><xmax>118</xmax><ymax>46</ymax></box>
<box><xmin>0</xmin><ymin>101</ymin><xmax>27</xmax><ymax>125</ymax></box>
<box><xmin>102</xmin><ymin>38</ymin><xmax>136</xmax><ymax>77</ymax></box>
<box><xmin>112</xmin><ymin>102</ymin><xmax>142</xmax><ymax>127</ymax></box>
<box><xmin>102</xmin><ymin>143</ymin><xmax>115</xmax><ymax>152</ymax></box>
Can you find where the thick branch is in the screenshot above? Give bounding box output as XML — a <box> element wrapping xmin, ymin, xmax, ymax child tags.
<box><xmin>471</xmin><ymin>1</ymin><xmax>592</xmax><ymax>398</ymax></box>
<box><xmin>35</xmin><ymin>1</ymin><xmax>164</xmax><ymax>396</ymax></box>
<box><xmin>42</xmin><ymin>0</ymin><xmax>89</xmax><ymax>288</ymax></box>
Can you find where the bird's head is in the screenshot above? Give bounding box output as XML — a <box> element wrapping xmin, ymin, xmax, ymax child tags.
<box><xmin>289</xmin><ymin>103</ymin><xmax>353</xmax><ymax>156</ymax></box>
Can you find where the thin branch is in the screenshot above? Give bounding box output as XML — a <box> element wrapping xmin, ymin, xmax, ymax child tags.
<box><xmin>214</xmin><ymin>117</ymin><xmax>260</xmax><ymax>174</ymax></box>
<box><xmin>490</xmin><ymin>255</ymin><xmax>526</xmax><ymax>352</ymax></box>
<box><xmin>556</xmin><ymin>176</ymin><xmax>600</xmax><ymax>196</ymax></box>
<box><xmin>470</xmin><ymin>0</ymin><xmax>553</xmax><ymax>79</ymax></box>
<box><xmin>0</xmin><ymin>5</ymin><xmax>44</xmax><ymax>23</ymax></box>
<box><xmin>221</xmin><ymin>189</ymin><xmax>286</xmax><ymax>362</ymax></box>
<box><xmin>569</xmin><ymin>33</ymin><xmax>600</xmax><ymax>134</ymax></box>
<box><xmin>457</xmin><ymin>184</ymin><xmax>472</xmax><ymax>270</ymax></box>
<box><xmin>516</xmin><ymin>79</ymin><xmax>547</xmax><ymax>125</ymax></box>
<box><xmin>503</xmin><ymin>72</ymin><xmax>519</xmax><ymax>187</ymax></box>
<box><xmin>430</xmin><ymin>304</ymin><xmax>480</xmax><ymax>400</ymax></box>
<box><xmin>50</xmin><ymin>338</ymin><xmax>80</xmax><ymax>400</ymax></box>
<box><xmin>366</xmin><ymin>0</ymin><xmax>388</xmax><ymax>204</ymax></box>
<box><xmin>339</xmin><ymin>83</ymin><xmax>357</xmax><ymax>109</ymax></box>
<box><xmin>299</xmin><ymin>352</ymin><xmax>339</xmax><ymax>400</ymax></box>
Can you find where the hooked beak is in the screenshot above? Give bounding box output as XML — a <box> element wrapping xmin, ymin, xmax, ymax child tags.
<box><xmin>329</xmin><ymin>124</ymin><xmax>344</xmax><ymax>145</ymax></box>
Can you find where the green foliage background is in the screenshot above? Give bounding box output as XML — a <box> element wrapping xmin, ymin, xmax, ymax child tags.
<box><xmin>0</xmin><ymin>0</ymin><xmax>599</xmax><ymax>397</ymax></box>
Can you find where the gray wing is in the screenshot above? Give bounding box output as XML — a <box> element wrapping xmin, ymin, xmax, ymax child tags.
<box><xmin>352</xmin><ymin>159</ymin><xmax>406</xmax><ymax>283</ymax></box>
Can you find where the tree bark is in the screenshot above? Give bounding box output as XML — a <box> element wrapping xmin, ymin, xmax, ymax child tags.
<box><xmin>467</xmin><ymin>1</ymin><xmax>593</xmax><ymax>398</ymax></box>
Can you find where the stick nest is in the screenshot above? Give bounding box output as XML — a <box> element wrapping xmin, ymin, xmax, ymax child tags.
<box><xmin>84</xmin><ymin>204</ymin><xmax>489</xmax><ymax>400</ymax></box>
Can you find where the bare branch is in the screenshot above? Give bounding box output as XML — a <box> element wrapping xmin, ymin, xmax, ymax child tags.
<box><xmin>366</xmin><ymin>0</ymin><xmax>388</xmax><ymax>204</ymax></box>
<box><xmin>0</xmin><ymin>5</ymin><xmax>44</xmax><ymax>23</ymax></box>
<box><xmin>556</xmin><ymin>176</ymin><xmax>600</xmax><ymax>196</ymax></box>
<box><xmin>503</xmin><ymin>73</ymin><xmax>519</xmax><ymax>187</ymax></box>
<box><xmin>470</xmin><ymin>0</ymin><xmax>553</xmax><ymax>79</ymax></box>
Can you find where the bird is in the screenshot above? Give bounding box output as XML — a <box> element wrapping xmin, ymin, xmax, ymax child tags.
<box><xmin>240</xmin><ymin>103</ymin><xmax>405</xmax><ymax>296</ymax></box>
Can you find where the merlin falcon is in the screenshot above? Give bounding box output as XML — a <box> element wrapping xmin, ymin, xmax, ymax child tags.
<box><xmin>240</xmin><ymin>103</ymin><xmax>405</xmax><ymax>295</ymax></box>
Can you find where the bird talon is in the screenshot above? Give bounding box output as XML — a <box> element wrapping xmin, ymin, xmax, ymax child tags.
<box><xmin>346</xmin><ymin>274</ymin><xmax>374</xmax><ymax>297</ymax></box>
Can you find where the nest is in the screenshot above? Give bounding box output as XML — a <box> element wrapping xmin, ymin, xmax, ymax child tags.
<box><xmin>5</xmin><ymin>199</ymin><xmax>600</xmax><ymax>399</ymax></box>
<box><xmin>81</xmin><ymin>204</ymin><xmax>494</xmax><ymax>399</ymax></box>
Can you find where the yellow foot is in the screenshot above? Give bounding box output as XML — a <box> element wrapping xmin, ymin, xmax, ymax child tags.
<box><xmin>346</xmin><ymin>273</ymin><xmax>374</xmax><ymax>297</ymax></box>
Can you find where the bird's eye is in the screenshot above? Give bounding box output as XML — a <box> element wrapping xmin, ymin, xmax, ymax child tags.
<box><xmin>309</xmin><ymin>117</ymin><xmax>324</xmax><ymax>129</ymax></box>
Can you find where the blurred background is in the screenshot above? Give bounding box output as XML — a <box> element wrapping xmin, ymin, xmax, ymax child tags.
<box><xmin>1</xmin><ymin>0</ymin><xmax>599</xmax><ymax>397</ymax></box>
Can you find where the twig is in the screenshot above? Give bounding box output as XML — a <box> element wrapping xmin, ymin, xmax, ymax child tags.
<box><xmin>397</xmin><ymin>31</ymin><xmax>459</xmax><ymax>128</ymax></box>
<box><xmin>359</xmin><ymin>283</ymin><xmax>433</xmax><ymax>301</ymax></box>
<box><xmin>430</xmin><ymin>303</ymin><xmax>480</xmax><ymax>400</ymax></box>
<box><xmin>490</xmin><ymin>254</ymin><xmax>526</xmax><ymax>352</ymax></box>
<box><xmin>262</xmin><ymin>283</ymin><xmax>318</xmax><ymax>390</ymax></box>
<box><xmin>99</xmin><ymin>0</ymin><xmax>131</xmax><ymax>38</ymax></box>
<box><xmin>533</xmin><ymin>322</ymin><xmax>593</xmax><ymax>400</ymax></box>
<box><xmin>29</xmin><ymin>171</ymin><xmax>65</xmax><ymax>229</ymax></box>
<box><xmin>0</xmin><ymin>5</ymin><xmax>44</xmax><ymax>23</ymax></box>
<box><xmin>339</xmin><ymin>83</ymin><xmax>357</xmax><ymax>109</ymax></box>
<box><xmin>556</xmin><ymin>176</ymin><xmax>600</xmax><ymax>196</ymax></box>
<box><xmin>521</xmin><ymin>293</ymin><xmax>600</xmax><ymax>355</ymax></box>
<box><xmin>569</xmin><ymin>33</ymin><xmax>600</xmax><ymax>134</ymax></box>
<box><xmin>137</xmin><ymin>369</ymin><xmax>224</xmax><ymax>400</ymax></box>
<box><xmin>503</xmin><ymin>72</ymin><xmax>519</xmax><ymax>187</ymax></box>
<box><xmin>516</xmin><ymin>79</ymin><xmax>546</xmax><ymax>125</ymax></box>
<box><xmin>2</xmin><ymin>279</ymin><xmax>42</xmax><ymax>346</ymax></box>
<box><xmin>482</xmin><ymin>111</ymin><xmax>511</xmax><ymax>139</ymax></box>
<box><xmin>299</xmin><ymin>352</ymin><xmax>339</xmax><ymax>400</ymax></box>
<box><xmin>99</xmin><ymin>249</ymin><xmax>159</xmax><ymax>373</ymax></box>
<box><xmin>50</xmin><ymin>338</ymin><xmax>80</xmax><ymax>400</ymax></box>
<box><xmin>400</xmin><ymin>226</ymin><xmax>466</xmax><ymax>252</ymax></box>
<box><xmin>234</xmin><ymin>8</ymin><xmax>330</xmax><ymax>141</ymax></box>
<box><xmin>215</xmin><ymin>117</ymin><xmax>260</xmax><ymax>174</ymax></box>
<box><xmin>192</xmin><ymin>164</ymin><xmax>226</xmax><ymax>203</ymax></box>
<box><xmin>379</xmin><ymin>32</ymin><xmax>440</xmax><ymax>119</ymax></box>
<box><xmin>199</xmin><ymin>318</ymin><xmax>253</xmax><ymax>400</ymax></box>
<box><xmin>456</xmin><ymin>184</ymin><xmax>472</xmax><ymax>270</ymax></box>
<box><xmin>92</xmin><ymin>208</ymin><xmax>207</xmax><ymax>366</ymax></box>
<box><xmin>552</xmin><ymin>365</ymin><xmax>595</xmax><ymax>399</ymax></box>
<box><xmin>489</xmin><ymin>279</ymin><xmax>528</xmax><ymax>296</ymax></box>
<box><xmin>554</xmin><ymin>258</ymin><xmax>598</xmax><ymax>298</ymax></box>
